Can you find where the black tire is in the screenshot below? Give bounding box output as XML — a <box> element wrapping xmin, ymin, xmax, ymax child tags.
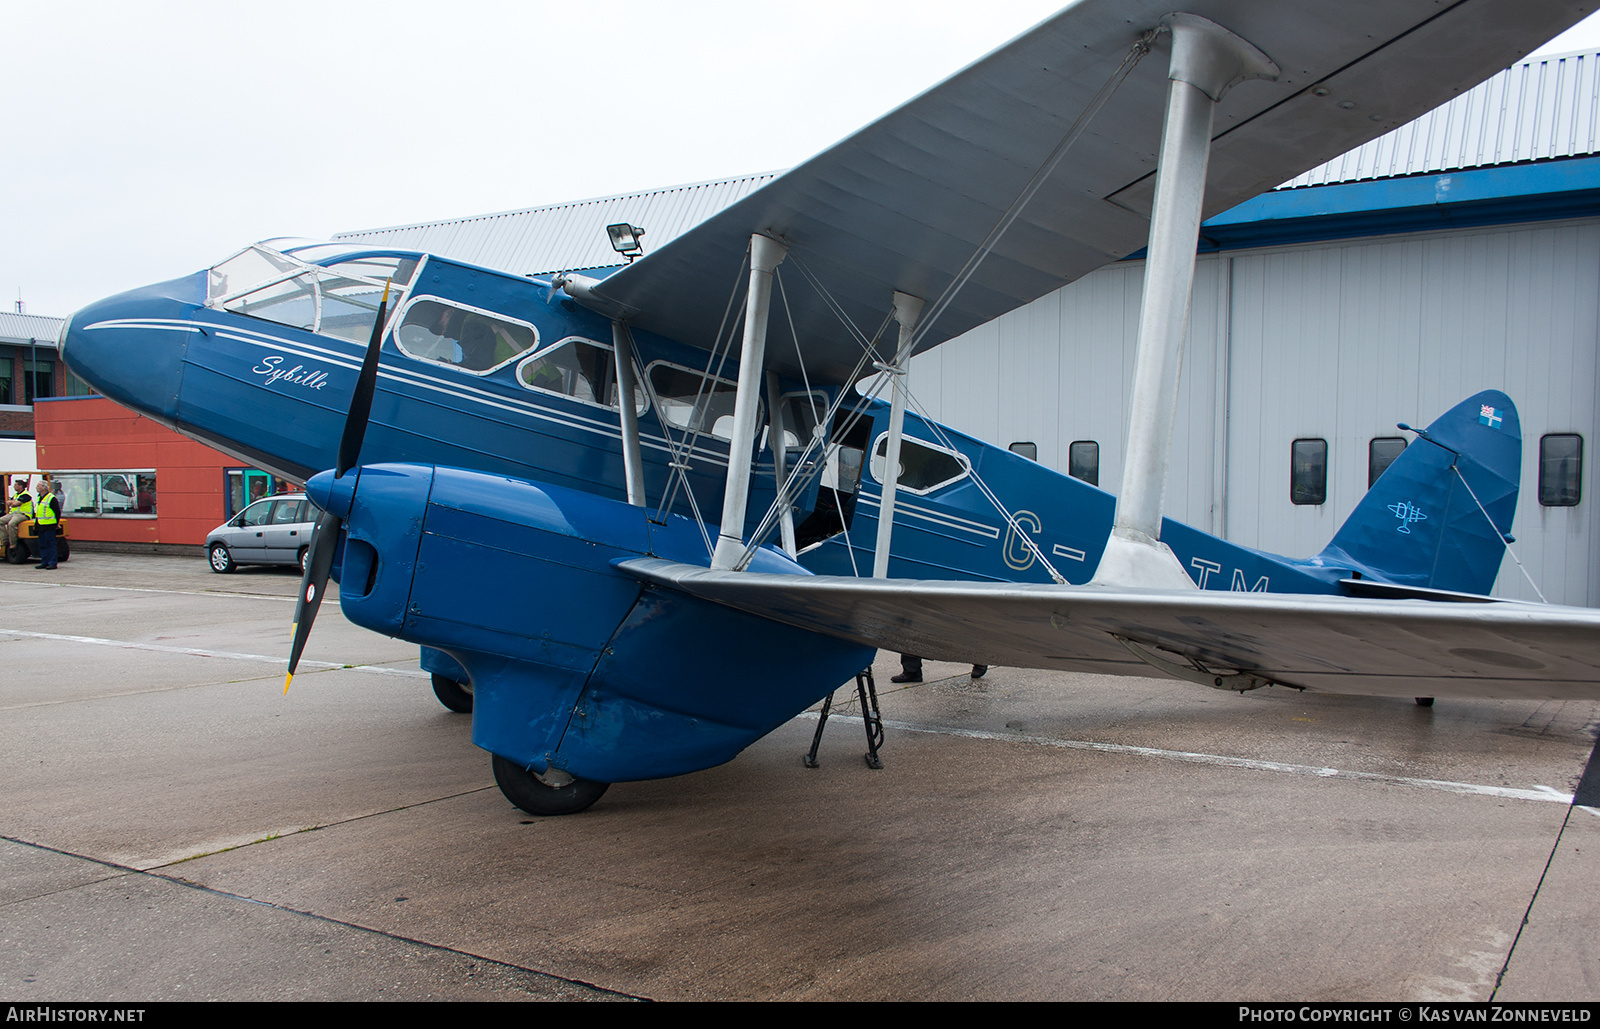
<box><xmin>1415</xmin><ymin>697</ymin><xmax>1435</xmax><ymax>707</ymax></box>
<box><xmin>57</xmin><ymin>539</ymin><xmax>69</xmax><ymax>562</ymax></box>
<box><xmin>297</xmin><ymin>546</ymin><xmax>309</xmax><ymax>574</ymax></box>
<box><xmin>491</xmin><ymin>755</ymin><xmax>609</xmax><ymax>816</ymax></box>
<box><xmin>208</xmin><ymin>543</ymin><xmax>235</xmax><ymax>574</ymax></box>
<box><xmin>431</xmin><ymin>672</ymin><xmax>473</xmax><ymax>713</ymax></box>
<box><xmin>5</xmin><ymin>541</ymin><xmax>28</xmax><ymax>564</ymax></box>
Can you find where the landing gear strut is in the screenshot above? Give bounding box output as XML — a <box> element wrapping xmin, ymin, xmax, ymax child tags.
<box><xmin>805</xmin><ymin>667</ymin><xmax>885</xmax><ymax>770</ymax></box>
<box><xmin>492</xmin><ymin>754</ymin><xmax>609</xmax><ymax>816</ymax></box>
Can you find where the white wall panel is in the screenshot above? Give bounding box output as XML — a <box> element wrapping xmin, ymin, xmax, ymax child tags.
<box><xmin>911</xmin><ymin>218</ymin><xmax>1600</xmax><ymax>606</ymax></box>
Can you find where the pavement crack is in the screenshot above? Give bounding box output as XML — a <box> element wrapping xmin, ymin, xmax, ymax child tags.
<box><xmin>0</xmin><ymin>832</ymin><xmax>642</xmax><ymax>1001</ymax></box>
<box><xmin>146</xmin><ymin>785</ymin><xmax>503</xmax><ymax>868</ymax></box>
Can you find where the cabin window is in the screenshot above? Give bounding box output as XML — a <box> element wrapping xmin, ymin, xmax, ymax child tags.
<box><xmin>1009</xmin><ymin>441</ymin><xmax>1038</xmax><ymax>461</ymax></box>
<box><xmin>49</xmin><ymin>471</ymin><xmax>157</xmax><ymax>517</ymax></box>
<box><xmin>1291</xmin><ymin>438</ymin><xmax>1327</xmax><ymax>505</ymax></box>
<box><xmin>1068</xmin><ymin>441</ymin><xmax>1098</xmax><ymax>486</ymax></box>
<box><xmin>395</xmin><ymin>298</ymin><xmax>538</xmax><ymax>374</ymax></box>
<box><xmin>767</xmin><ymin>391</ymin><xmax>828</xmax><ymax>452</ymax></box>
<box><xmin>869</xmin><ymin>434</ymin><xmax>969</xmax><ymax>495</ymax></box>
<box><xmin>1368</xmin><ymin>437</ymin><xmax>1407</xmax><ymax>488</ymax></box>
<box><xmin>517</xmin><ymin>337</ymin><xmax>643</xmax><ymax>411</ymax></box>
<box><xmin>646</xmin><ymin>361</ymin><xmax>740</xmax><ymax>439</ymax></box>
<box><xmin>1539</xmin><ymin>434</ymin><xmax>1583</xmax><ymax>507</ymax></box>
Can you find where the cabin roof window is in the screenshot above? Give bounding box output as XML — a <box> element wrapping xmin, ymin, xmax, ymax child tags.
<box><xmin>869</xmin><ymin>433</ymin><xmax>970</xmax><ymax>495</ymax></box>
<box><xmin>517</xmin><ymin>336</ymin><xmax>644</xmax><ymax>412</ymax></box>
<box><xmin>646</xmin><ymin>361</ymin><xmax>740</xmax><ymax>440</ymax></box>
<box><xmin>395</xmin><ymin>297</ymin><xmax>539</xmax><ymax>375</ymax></box>
<box><xmin>208</xmin><ymin>243</ymin><xmax>418</xmax><ymax>342</ymax></box>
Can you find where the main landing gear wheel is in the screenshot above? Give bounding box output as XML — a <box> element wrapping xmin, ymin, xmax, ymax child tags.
<box><xmin>491</xmin><ymin>755</ymin><xmax>609</xmax><ymax>816</ymax></box>
<box><xmin>431</xmin><ymin>672</ymin><xmax>473</xmax><ymax>713</ymax></box>
<box><xmin>1414</xmin><ymin>697</ymin><xmax>1435</xmax><ymax>707</ymax></box>
<box><xmin>209</xmin><ymin>543</ymin><xmax>235</xmax><ymax>573</ymax></box>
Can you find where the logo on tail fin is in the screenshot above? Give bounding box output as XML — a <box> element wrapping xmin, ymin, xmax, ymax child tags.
<box><xmin>1388</xmin><ymin>500</ymin><xmax>1428</xmax><ymax>534</ymax></box>
<box><xmin>1479</xmin><ymin>405</ymin><xmax>1503</xmax><ymax>429</ymax></box>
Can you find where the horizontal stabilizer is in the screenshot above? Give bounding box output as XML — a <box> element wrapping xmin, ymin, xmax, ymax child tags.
<box><xmin>618</xmin><ymin>558</ymin><xmax>1600</xmax><ymax>700</ymax></box>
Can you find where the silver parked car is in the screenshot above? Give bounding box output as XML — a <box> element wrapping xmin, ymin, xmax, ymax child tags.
<box><xmin>206</xmin><ymin>493</ymin><xmax>320</xmax><ymax>573</ymax></box>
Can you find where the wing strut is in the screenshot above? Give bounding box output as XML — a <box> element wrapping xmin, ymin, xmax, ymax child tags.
<box><xmin>871</xmin><ymin>291</ymin><xmax>925</xmax><ymax>579</ymax></box>
<box><xmin>712</xmin><ymin>233</ymin><xmax>789</xmax><ymax>569</ymax></box>
<box><xmin>1092</xmin><ymin>14</ymin><xmax>1278</xmax><ymax>590</ymax></box>
<box><xmin>610</xmin><ymin>320</ymin><xmax>647</xmax><ymax>507</ymax></box>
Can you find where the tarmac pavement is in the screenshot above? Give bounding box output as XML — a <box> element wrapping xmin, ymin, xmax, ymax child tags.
<box><xmin>1</xmin><ymin>553</ymin><xmax>1596</xmax><ymax>1001</ymax></box>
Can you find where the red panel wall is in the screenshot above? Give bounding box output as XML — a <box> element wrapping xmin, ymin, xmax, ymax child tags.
<box><xmin>32</xmin><ymin>397</ymin><xmax>243</xmax><ymax>545</ymax></box>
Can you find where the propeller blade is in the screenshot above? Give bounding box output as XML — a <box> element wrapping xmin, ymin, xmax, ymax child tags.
<box><xmin>285</xmin><ymin>506</ymin><xmax>344</xmax><ymax>693</ymax></box>
<box><xmin>335</xmin><ymin>282</ymin><xmax>391</xmax><ymax>478</ymax></box>
<box><xmin>286</xmin><ymin>281</ymin><xmax>392</xmax><ymax>692</ymax></box>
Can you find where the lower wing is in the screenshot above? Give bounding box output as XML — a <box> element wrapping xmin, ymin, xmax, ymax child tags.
<box><xmin>618</xmin><ymin>559</ymin><xmax>1600</xmax><ymax>700</ymax></box>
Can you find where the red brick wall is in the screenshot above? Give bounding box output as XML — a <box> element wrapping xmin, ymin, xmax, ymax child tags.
<box><xmin>32</xmin><ymin>397</ymin><xmax>238</xmax><ymax>545</ymax></box>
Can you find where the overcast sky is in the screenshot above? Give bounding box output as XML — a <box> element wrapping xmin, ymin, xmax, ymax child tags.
<box><xmin>6</xmin><ymin>2</ymin><xmax>1600</xmax><ymax>319</ymax></box>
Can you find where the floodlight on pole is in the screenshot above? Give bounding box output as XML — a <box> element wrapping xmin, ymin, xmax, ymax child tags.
<box><xmin>606</xmin><ymin>223</ymin><xmax>646</xmax><ymax>261</ymax></box>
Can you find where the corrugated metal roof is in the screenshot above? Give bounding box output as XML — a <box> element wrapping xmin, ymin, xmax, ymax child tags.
<box><xmin>1283</xmin><ymin>48</ymin><xmax>1600</xmax><ymax>188</ymax></box>
<box><xmin>0</xmin><ymin>311</ymin><xmax>65</xmax><ymax>346</ymax></box>
<box><xmin>334</xmin><ymin>172</ymin><xmax>781</xmax><ymax>276</ymax></box>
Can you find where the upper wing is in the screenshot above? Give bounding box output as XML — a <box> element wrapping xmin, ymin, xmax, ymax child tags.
<box><xmin>619</xmin><ymin>558</ymin><xmax>1600</xmax><ymax>700</ymax></box>
<box><xmin>593</xmin><ymin>0</ymin><xmax>1587</xmax><ymax>382</ymax></box>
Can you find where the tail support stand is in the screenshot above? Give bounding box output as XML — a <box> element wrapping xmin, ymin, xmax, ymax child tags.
<box><xmin>804</xmin><ymin>667</ymin><xmax>885</xmax><ymax>770</ymax></box>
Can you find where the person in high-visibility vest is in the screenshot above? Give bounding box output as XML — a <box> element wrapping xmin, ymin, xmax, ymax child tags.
<box><xmin>2</xmin><ymin>478</ymin><xmax>33</xmax><ymax>554</ymax></box>
<box><xmin>32</xmin><ymin>480</ymin><xmax>60</xmax><ymax>570</ymax></box>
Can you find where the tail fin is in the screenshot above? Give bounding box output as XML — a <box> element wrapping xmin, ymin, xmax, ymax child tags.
<box><xmin>1318</xmin><ymin>390</ymin><xmax>1520</xmax><ymax>595</ymax></box>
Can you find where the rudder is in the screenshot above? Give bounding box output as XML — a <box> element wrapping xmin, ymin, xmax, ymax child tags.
<box><xmin>1318</xmin><ymin>390</ymin><xmax>1520</xmax><ymax>595</ymax></box>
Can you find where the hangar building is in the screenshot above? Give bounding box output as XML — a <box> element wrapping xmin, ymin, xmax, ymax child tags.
<box><xmin>338</xmin><ymin>48</ymin><xmax>1600</xmax><ymax>607</ymax></box>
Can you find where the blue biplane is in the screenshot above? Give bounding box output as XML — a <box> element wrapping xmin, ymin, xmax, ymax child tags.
<box><xmin>59</xmin><ymin>0</ymin><xmax>1600</xmax><ymax>815</ymax></box>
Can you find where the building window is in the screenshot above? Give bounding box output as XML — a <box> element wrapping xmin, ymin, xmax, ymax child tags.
<box><xmin>0</xmin><ymin>357</ymin><xmax>11</xmax><ymax>404</ymax></box>
<box><xmin>51</xmin><ymin>471</ymin><xmax>157</xmax><ymax>517</ymax></box>
<box><xmin>1368</xmin><ymin>437</ymin><xmax>1407</xmax><ymax>488</ymax></box>
<box><xmin>1068</xmin><ymin>441</ymin><xmax>1099</xmax><ymax>486</ymax></box>
<box><xmin>226</xmin><ymin>469</ymin><xmax>285</xmax><ymax>518</ymax></box>
<box><xmin>1539</xmin><ymin>434</ymin><xmax>1583</xmax><ymax>507</ymax></box>
<box><xmin>1291</xmin><ymin>439</ymin><xmax>1328</xmax><ymax>505</ymax></box>
<box><xmin>24</xmin><ymin>359</ymin><xmax>52</xmax><ymax>403</ymax></box>
<box><xmin>59</xmin><ymin>366</ymin><xmax>96</xmax><ymax>397</ymax></box>
<box><xmin>1008</xmin><ymin>441</ymin><xmax>1038</xmax><ymax>461</ymax></box>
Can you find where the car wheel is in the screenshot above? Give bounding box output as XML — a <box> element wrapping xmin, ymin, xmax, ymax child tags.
<box><xmin>297</xmin><ymin>546</ymin><xmax>309</xmax><ymax>574</ymax></box>
<box><xmin>208</xmin><ymin>543</ymin><xmax>235</xmax><ymax>573</ymax></box>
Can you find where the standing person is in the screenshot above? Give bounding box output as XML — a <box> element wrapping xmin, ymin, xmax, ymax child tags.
<box><xmin>32</xmin><ymin>480</ymin><xmax>60</xmax><ymax>571</ymax></box>
<box><xmin>2</xmin><ymin>478</ymin><xmax>33</xmax><ymax>557</ymax></box>
<box><xmin>890</xmin><ymin>655</ymin><xmax>987</xmax><ymax>683</ymax></box>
